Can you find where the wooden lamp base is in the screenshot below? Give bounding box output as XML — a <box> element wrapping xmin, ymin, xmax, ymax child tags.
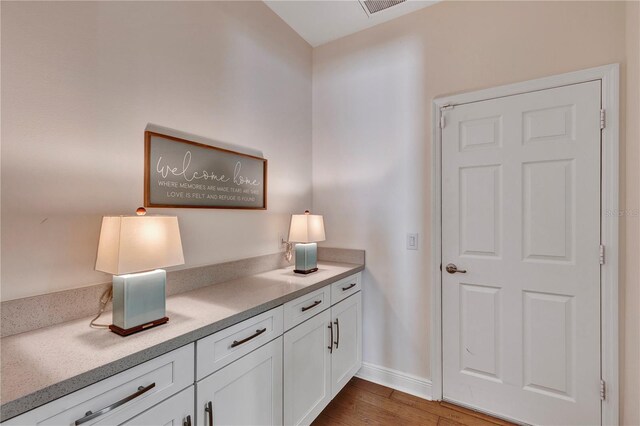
<box><xmin>109</xmin><ymin>317</ymin><xmax>169</xmax><ymax>336</ymax></box>
<box><xmin>293</xmin><ymin>268</ymin><xmax>319</xmax><ymax>275</ymax></box>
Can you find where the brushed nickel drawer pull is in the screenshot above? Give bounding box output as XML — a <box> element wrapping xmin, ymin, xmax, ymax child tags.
<box><xmin>74</xmin><ymin>383</ymin><xmax>156</xmax><ymax>425</ymax></box>
<box><xmin>342</xmin><ymin>283</ymin><xmax>357</xmax><ymax>291</ymax></box>
<box><xmin>301</xmin><ymin>300</ymin><xmax>322</xmax><ymax>312</ymax></box>
<box><xmin>231</xmin><ymin>328</ymin><xmax>267</xmax><ymax>348</ymax></box>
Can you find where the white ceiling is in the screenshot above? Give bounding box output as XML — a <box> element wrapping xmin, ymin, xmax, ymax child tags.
<box><xmin>264</xmin><ymin>0</ymin><xmax>439</xmax><ymax>47</ymax></box>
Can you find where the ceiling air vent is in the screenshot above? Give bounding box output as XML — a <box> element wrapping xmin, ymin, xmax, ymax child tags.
<box><xmin>359</xmin><ymin>0</ymin><xmax>407</xmax><ymax>15</ymax></box>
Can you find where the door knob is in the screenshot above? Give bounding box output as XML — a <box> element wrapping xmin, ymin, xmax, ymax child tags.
<box><xmin>445</xmin><ymin>263</ymin><xmax>467</xmax><ymax>274</ymax></box>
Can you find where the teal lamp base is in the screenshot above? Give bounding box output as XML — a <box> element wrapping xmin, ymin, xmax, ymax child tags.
<box><xmin>110</xmin><ymin>269</ymin><xmax>168</xmax><ymax>336</ymax></box>
<box><xmin>294</xmin><ymin>242</ymin><xmax>319</xmax><ymax>274</ymax></box>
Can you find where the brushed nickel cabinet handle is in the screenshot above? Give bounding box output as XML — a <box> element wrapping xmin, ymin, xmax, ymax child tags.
<box><xmin>445</xmin><ymin>263</ymin><xmax>467</xmax><ymax>274</ymax></box>
<box><xmin>231</xmin><ymin>328</ymin><xmax>267</xmax><ymax>348</ymax></box>
<box><xmin>205</xmin><ymin>401</ymin><xmax>213</xmax><ymax>426</ymax></box>
<box><xmin>74</xmin><ymin>383</ymin><xmax>156</xmax><ymax>425</ymax></box>
<box><xmin>183</xmin><ymin>414</ymin><xmax>192</xmax><ymax>426</ymax></box>
<box><xmin>342</xmin><ymin>283</ymin><xmax>357</xmax><ymax>291</ymax></box>
<box><xmin>334</xmin><ymin>318</ymin><xmax>340</xmax><ymax>349</ymax></box>
<box><xmin>328</xmin><ymin>322</ymin><xmax>334</xmax><ymax>354</ymax></box>
<box><xmin>301</xmin><ymin>300</ymin><xmax>322</xmax><ymax>312</ymax></box>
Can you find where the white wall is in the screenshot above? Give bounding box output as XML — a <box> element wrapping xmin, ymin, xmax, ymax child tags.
<box><xmin>312</xmin><ymin>1</ymin><xmax>639</xmax><ymax>423</ymax></box>
<box><xmin>1</xmin><ymin>1</ymin><xmax>312</xmax><ymax>301</ymax></box>
<box><xmin>314</xmin><ymin>36</ymin><xmax>430</xmax><ymax>379</ymax></box>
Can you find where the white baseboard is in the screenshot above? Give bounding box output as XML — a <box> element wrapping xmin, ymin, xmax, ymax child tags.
<box><xmin>356</xmin><ymin>362</ymin><xmax>433</xmax><ymax>400</ymax></box>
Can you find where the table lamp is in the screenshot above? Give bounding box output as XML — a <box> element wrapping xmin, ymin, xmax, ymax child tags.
<box><xmin>95</xmin><ymin>208</ymin><xmax>184</xmax><ymax>336</ymax></box>
<box><xmin>288</xmin><ymin>210</ymin><xmax>325</xmax><ymax>274</ymax></box>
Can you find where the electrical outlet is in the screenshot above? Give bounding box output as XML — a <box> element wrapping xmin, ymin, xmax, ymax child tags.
<box><xmin>407</xmin><ymin>233</ymin><xmax>418</xmax><ymax>250</ymax></box>
<box><xmin>279</xmin><ymin>234</ymin><xmax>286</xmax><ymax>251</ymax></box>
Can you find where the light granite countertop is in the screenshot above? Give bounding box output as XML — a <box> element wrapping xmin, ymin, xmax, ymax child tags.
<box><xmin>0</xmin><ymin>261</ymin><xmax>364</xmax><ymax>422</ymax></box>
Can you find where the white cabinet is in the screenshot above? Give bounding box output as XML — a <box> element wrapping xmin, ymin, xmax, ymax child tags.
<box><xmin>283</xmin><ymin>291</ymin><xmax>362</xmax><ymax>426</ymax></box>
<box><xmin>330</xmin><ymin>292</ymin><xmax>362</xmax><ymax>397</ymax></box>
<box><xmin>2</xmin><ymin>344</ymin><xmax>194</xmax><ymax>426</ymax></box>
<box><xmin>197</xmin><ymin>306</ymin><xmax>284</xmax><ymax>380</ymax></box>
<box><xmin>196</xmin><ymin>337</ymin><xmax>283</xmax><ymax>426</ymax></box>
<box><xmin>3</xmin><ymin>273</ymin><xmax>362</xmax><ymax>426</ymax></box>
<box><xmin>121</xmin><ymin>386</ymin><xmax>194</xmax><ymax>426</ymax></box>
<box><xmin>283</xmin><ymin>285</ymin><xmax>331</xmax><ymax>331</ymax></box>
<box><xmin>330</xmin><ymin>273</ymin><xmax>361</xmax><ymax>305</ymax></box>
<box><xmin>283</xmin><ymin>309</ymin><xmax>332</xmax><ymax>426</ymax></box>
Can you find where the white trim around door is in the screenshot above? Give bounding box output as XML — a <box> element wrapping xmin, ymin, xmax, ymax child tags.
<box><xmin>430</xmin><ymin>63</ymin><xmax>619</xmax><ymax>425</ymax></box>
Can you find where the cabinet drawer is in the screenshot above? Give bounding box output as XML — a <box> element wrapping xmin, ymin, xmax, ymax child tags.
<box><xmin>283</xmin><ymin>285</ymin><xmax>331</xmax><ymax>331</ymax></box>
<box><xmin>3</xmin><ymin>344</ymin><xmax>194</xmax><ymax>426</ymax></box>
<box><xmin>330</xmin><ymin>273</ymin><xmax>361</xmax><ymax>305</ymax></box>
<box><xmin>121</xmin><ymin>385</ymin><xmax>194</xmax><ymax>426</ymax></box>
<box><xmin>197</xmin><ymin>306</ymin><xmax>283</xmax><ymax>380</ymax></box>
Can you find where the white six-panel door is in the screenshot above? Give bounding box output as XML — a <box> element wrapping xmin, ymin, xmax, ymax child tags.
<box><xmin>441</xmin><ymin>81</ymin><xmax>601</xmax><ymax>425</ymax></box>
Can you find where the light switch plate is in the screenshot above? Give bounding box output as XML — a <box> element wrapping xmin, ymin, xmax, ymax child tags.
<box><xmin>406</xmin><ymin>233</ymin><xmax>418</xmax><ymax>250</ymax></box>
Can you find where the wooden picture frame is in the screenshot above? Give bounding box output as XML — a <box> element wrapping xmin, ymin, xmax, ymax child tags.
<box><xmin>144</xmin><ymin>131</ymin><xmax>267</xmax><ymax>209</ymax></box>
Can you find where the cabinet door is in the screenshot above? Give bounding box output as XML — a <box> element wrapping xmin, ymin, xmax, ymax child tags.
<box><xmin>331</xmin><ymin>292</ymin><xmax>362</xmax><ymax>397</ymax></box>
<box><xmin>120</xmin><ymin>386</ymin><xmax>194</xmax><ymax>426</ymax></box>
<box><xmin>196</xmin><ymin>337</ymin><xmax>283</xmax><ymax>426</ymax></box>
<box><xmin>284</xmin><ymin>309</ymin><xmax>332</xmax><ymax>426</ymax></box>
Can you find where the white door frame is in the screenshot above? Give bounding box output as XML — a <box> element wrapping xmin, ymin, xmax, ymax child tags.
<box><xmin>430</xmin><ymin>64</ymin><xmax>619</xmax><ymax>425</ymax></box>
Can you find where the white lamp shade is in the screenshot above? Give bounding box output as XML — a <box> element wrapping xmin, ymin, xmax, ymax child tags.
<box><xmin>288</xmin><ymin>212</ymin><xmax>326</xmax><ymax>243</ymax></box>
<box><xmin>95</xmin><ymin>215</ymin><xmax>185</xmax><ymax>275</ymax></box>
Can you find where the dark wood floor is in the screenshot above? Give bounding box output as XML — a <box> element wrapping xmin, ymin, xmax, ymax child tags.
<box><xmin>312</xmin><ymin>377</ymin><xmax>515</xmax><ymax>426</ymax></box>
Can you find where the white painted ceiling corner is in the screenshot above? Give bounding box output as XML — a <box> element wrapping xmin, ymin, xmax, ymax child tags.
<box><xmin>264</xmin><ymin>0</ymin><xmax>440</xmax><ymax>47</ymax></box>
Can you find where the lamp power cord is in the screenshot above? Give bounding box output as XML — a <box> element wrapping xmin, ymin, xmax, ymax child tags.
<box><xmin>89</xmin><ymin>286</ymin><xmax>113</xmax><ymax>328</ymax></box>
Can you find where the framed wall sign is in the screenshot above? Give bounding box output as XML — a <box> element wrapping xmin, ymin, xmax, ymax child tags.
<box><xmin>144</xmin><ymin>131</ymin><xmax>267</xmax><ymax>209</ymax></box>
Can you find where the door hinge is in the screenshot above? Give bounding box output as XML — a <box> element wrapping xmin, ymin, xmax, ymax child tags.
<box><xmin>439</xmin><ymin>104</ymin><xmax>454</xmax><ymax>129</ymax></box>
<box><xmin>600</xmin><ymin>379</ymin><xmax>606</xmax><ymax>401</ymax></box>
<box><xmin>599</xmin><ymin>244</ymin><xmax>605</xmax><ymax>265</ymax></box>
<box><xmin>600</xmin><ymin>109</ymin><xmax>606</xmax><ymax>129</ymax></box>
